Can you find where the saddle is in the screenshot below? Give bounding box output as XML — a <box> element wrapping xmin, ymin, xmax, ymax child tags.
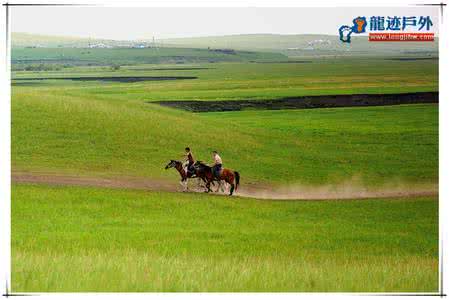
<box><xmin>213</xmin><ymin>166</ymin><xmax>222</xmax><ymax>180</ymax></box>
<box><xmin>186</xmin><ymin>165</ymin><xmax>196</xmax><ymax>178</ymax></box>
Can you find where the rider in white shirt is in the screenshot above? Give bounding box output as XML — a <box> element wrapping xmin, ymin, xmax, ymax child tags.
<box><xmin>212</xmin><ymin>151</ymin><xmax>222</xmax><ymax>179</ymax></box>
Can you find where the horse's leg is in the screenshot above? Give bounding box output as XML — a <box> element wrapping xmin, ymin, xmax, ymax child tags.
<box><xmin>220</xmin><ymin>181</ymin><xmax>226</xmax><ymax>193</ymax></box>
<box><xmin>229</xmin><ymin>183</ymin><xmax>235</xmax><ymax>195</ymax></box>
<box><xmin>218</xmin><ymin>177</ymin><xmax>226</xmax><ymax>193</ymax></box>
<box><xmin>179</xmin><ymin>180</ymin><xmax>185</xmax><ymax>192</ymax></box>
<box><xmin>181</xmin><ymin>179</ymin><xmax>188</xmax><ymax>192</ymax></box>
<box><xmin>201</xmin><ymin>177</ymin><xmax>208</xmax><ymax>192</ymax></box>
<box><xmin>197</xmin><ymin>177</ymin><xmax>202</xmax><ymax>191</ymax></box>
<box><xmin>214</xmin><ymin>180</ymin><xmax>220</xmax><ymax>192</ymax></box>
<box><xmin>227</xmin><ymin>175</ymin><xmax>235</xmax><ymax>196</ymax></box>
<box><xmin>215</xmin><ymin>180</ymin><xmax>221</xmax><ymax>193</ymax></box>
<box><xmin>198</xmin><ymin>177</ymin><xmax>206</xmax><ymax>192</ymax></box>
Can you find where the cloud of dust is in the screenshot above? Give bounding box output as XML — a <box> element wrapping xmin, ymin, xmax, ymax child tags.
<box><xmin>235</xmin><ymin>176</ymin><xmax>438</xmax><ymax>200</ymax></box>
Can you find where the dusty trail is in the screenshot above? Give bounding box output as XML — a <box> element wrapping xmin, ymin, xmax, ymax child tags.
<box><xmin>12</xmin><ymin>172</ymin><xmax>438</xmax><ymax>200</ymax></box>
<box><xmin>237</xmin><ymin>181</ymin><xmax>438</xmax><ymax>200</ymax></box>
<box><xmin>12</xmin><ymin>172</ymin><xmax>176</xmax><ymax>192</ymax></box>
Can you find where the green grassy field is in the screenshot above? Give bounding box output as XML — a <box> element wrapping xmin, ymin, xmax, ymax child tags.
<box><xmin>12</xmin><ymin>47</ymin><xmax>287</xmax><ymax>67</ymax></box>
<box><xmin>12</xmin><ymin>184</ymin><xmax>438</xmax><ymax>292</ymax></box>
<box><xmin>12</xmin><ymin>59</ymin><xmax>438</xmax><ymax>185</ymax></box>
<box><xmin>12</xmin><ymin>97</ymin><xmax>438</xmax><ymax>186</ymax></box>
<box><xmin>11</xmin><ymin>53</ymin><xmax>439</xmax><ymax>292</ymax></box>
<box><xmin>12</xmin><ymin>58</ymin><xmax>438</xmax><ymax>97</ymax></box>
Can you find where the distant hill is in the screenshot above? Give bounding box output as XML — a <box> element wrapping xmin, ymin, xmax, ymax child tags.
<box><xmin>160</xmin><ymin>34</ymin><xmax>438</xmax><ymax>57</ymax></box>
<box><xmin>12</xmin><ymin>32</ymin><xmax>102</xmax><ymax>48</ymax></box>
<box><xmin>161</xmin><ymin>34</ymin><xmax>333</xmax><ymax>51</ymax></box>
<box><xmin>11</xmin><ymin>46</ymin><xmax>288</xmax><ymax>67</ymax></box>
<box><xmin>12</xmin><ymin>32</ymin><xmax>138</xmax><ymax>48</ymax></box>
<box><xmin>12</xmin><ymin>32</ymin><xmax>438</xmax><ymax>58</ymax></box>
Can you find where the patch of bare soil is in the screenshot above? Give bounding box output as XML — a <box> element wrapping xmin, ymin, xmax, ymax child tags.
<box><xmin>152</xmin><ymin>92</ymin><xmax>438</xmax><ymax>112</ymax></box>
<box><xmin>12</xmin><ymin>76</ymin><xmax>197</xmax><ymax>83</ymax></box>
<box><xmin>132</xmin><ymin>67</ymin><xmax>212</xmax><ymax>71</ymax></box>
<box><xmin>12</xmin><ymin>172</ymin><xmax>438</xmax><ymax>200</ymax></box>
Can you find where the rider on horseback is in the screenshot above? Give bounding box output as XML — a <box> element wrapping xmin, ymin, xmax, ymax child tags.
<box><xmin>182</xmin><ymin>147</ymin><xmax>196</xmax><ymax>177</ymax></box>
<box><xmin>212</xmin><ymin>150</ymin><xmax>222</xmax><ymax>180</ymax></box>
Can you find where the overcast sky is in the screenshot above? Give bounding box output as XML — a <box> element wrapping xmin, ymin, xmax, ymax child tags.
<box><xmin>11</xmin><ymin>6</ymin><xmax>440</xmax><ymax>40</ymax></box>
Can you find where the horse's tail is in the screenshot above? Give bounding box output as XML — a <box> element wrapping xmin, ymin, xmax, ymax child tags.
<box><xmin>234</xmin><ymin>171</ymin><xmax>240</xmax><ymax>191</ymax></box>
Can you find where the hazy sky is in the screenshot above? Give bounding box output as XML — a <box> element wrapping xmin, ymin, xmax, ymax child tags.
<box><xmin>12</xmin><ymin>6</ymin><xmax>440</xmax><ymax>40</ymax></box>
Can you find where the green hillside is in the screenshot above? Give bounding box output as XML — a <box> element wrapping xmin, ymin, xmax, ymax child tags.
<box><xmin>13</xmin><ymin>32</ymin><xmax>438</xmax><ymax>59</ymax></box>
<box><xmin>11</xmin><ymin>47</ymin><xmax>287</xmax><ymax>67</ymax></box>
<box><xmin>12</xmin><ymin>59</ymin><xmax>438</xmax><ymax>185</ymax></box>
<box><xmin>11</xmin><ymin>32</ymin><xmax>113</xmax><ymax>48</ymax></box>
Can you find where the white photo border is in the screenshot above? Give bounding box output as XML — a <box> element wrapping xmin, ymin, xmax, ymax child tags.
<box><xmin>0</xmin><ymin>0</ymin><xmax>446</xmax><ymax>299</ymax></box>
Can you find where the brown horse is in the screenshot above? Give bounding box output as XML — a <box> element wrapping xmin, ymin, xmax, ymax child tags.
<box><xmin>165</xmin><ymin>160</ymin><xmax>207</xmax><ymax>191</ymax></box>
<box><xmin>165</xmin><ymin>159</ymin><xmax>206</xmax><ymax>191</ymax></box>
<box><xmin>193</xmin><ymin>161</ymin><xmax>240</xmax><ymax>195</ymax></box>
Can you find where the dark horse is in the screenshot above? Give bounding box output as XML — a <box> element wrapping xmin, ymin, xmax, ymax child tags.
<box><xmin>193</xmin><ymin>161</ymin><xmax>240</xmax><ymax>196</ymax></box>
<box><xmin>165</xmin><ymin>160</ymin><xmax>208</xmax><ymax>191</ymax></box>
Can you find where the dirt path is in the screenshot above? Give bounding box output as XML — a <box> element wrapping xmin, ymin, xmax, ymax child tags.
<box><xmin>12</xmin><ymin>171</ymin><xmax>438</xmax><ymax>200</ymax></box>
<box><xmin>12</xmin><ymin>172</ymin><xmax>176</xmax><ymax>192</ymax></box>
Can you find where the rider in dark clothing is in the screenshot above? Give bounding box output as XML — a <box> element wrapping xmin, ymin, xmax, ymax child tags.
<box><xmin>183</xmin><ymin>147</ymin><xmax>196</xmax><ymax>177</ymax></box>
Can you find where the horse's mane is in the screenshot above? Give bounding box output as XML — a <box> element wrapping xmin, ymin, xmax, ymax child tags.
<box><xmin>195</xmin><ymin>160</ymin><xmax>211</xmax><ymax>170</ymax></box>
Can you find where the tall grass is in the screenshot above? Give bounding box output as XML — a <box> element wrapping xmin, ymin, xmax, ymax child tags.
<box><xmin>12</xmin><ymin>184</ymin><xmax>438</xmax><ymax>292</ymax></box>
